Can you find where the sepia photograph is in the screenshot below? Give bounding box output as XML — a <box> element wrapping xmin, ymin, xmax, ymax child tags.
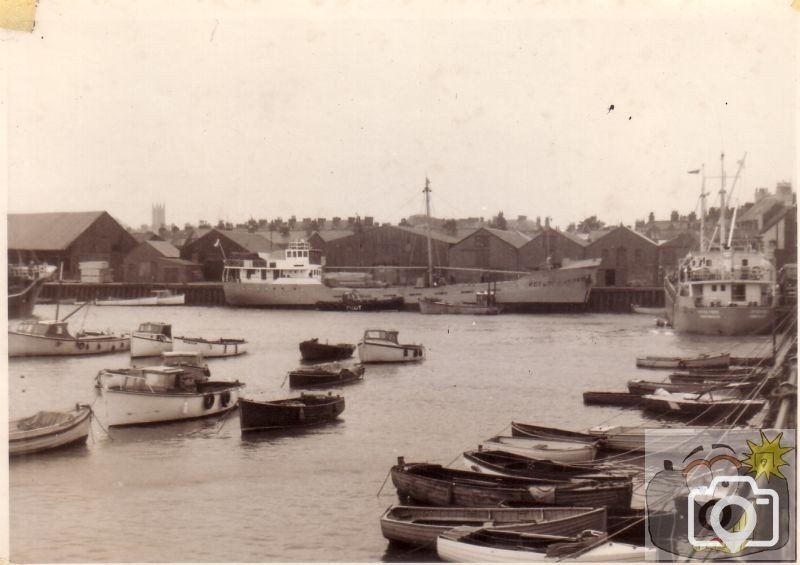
<box><xmin>3</xmin><ymin>1</ymin><xmax>798</xmax><ymax>562</ymax></box>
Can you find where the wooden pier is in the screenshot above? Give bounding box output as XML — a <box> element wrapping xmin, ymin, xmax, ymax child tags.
<box><xmin>41</xmin><ymin>282</ymin><xmax>665</xmax><ymax>312</ymax></box>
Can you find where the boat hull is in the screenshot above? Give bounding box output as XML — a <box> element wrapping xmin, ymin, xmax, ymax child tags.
<box><xmin>223</xmin><ymin>265</ymin><xmax>597</xmax><ymax>311</ymax></box>
<box><xmin>101</xmin><ymin>382</ymin><xmax>242</xmax><ymax>426</ymax></box>
<box><xmin>436</xmin><ymin>534</ymin><xmax>653</xmax><ymax>563</ymax></box>
<box><xmin>636</xmin><ymin>353</ymin><xmax>730</xmax><ymax>369</ymax></box>
<box><xmin>8</xmin><ymin>276</ymin><xmax>48</xmax><ymax>319</ymax></box>
<box><xmin>8</xmin><ymin>332</ymin><xmax>130</xmax><ymax>357</ymax></box>
<box><xmin>131</xmin><ymin>334</ymin><xmax>173</xmax><ymax>358</ymax></box>
<box><xmin>665</xmin><ymin>279</ymin><xmax>774</xmax><ymax>336</ymax></box>
<box><xmin>299</xmin><ymin>340</ymin><xmax>355</xmax><ymax>362</ymax></box>
<box><xmin>481</xmin><ymin>437</ymin><xmax>597</xmax><ymax>464</ymax></box>
<box><xmin>358</xmin><ymin>342</ymin><xmax>425</xmax><ymax>363</ymax></box>
<box><xmin>419</xmin><ymin>299</ymin><xmax>500</xmax><ymax>315</ymax></box>
<box><xmin>239</xmin><ymin>395</ymin><xmax>345</xmax><ymax>431</ymax></box>
<box><xmin>173</xmin><ymin>337</ymin><xmax>247</xmax><ymax>358</ymax></box>
<box><xmin>9</xmin><ymin>407</ymin><xmax>92</xmax><ymax>456</ymax></box>
<box><xmin>640</xmin><ymin>396</ymin><xmax>764</xmax><ymax>424</ymax></box>
<box><xmin>380</xmin><ymin>506</ymin><xmax>606</xmax><ymax>548</ymax></box>
<box><xmin>288</xmin><ymin>367</ymin><xmax>364</xmax><ymax>388</ymax></box>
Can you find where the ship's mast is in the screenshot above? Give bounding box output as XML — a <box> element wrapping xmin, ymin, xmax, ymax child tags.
<box><xmin>725</xmin><ymin>153</ymin><xmax>747</xmax><ymax>247</ymax></box>
<box><xmin>718</xmin><ymin>153</ymin><xmax>727</xmax><ymax>249</ymax></box>
<box><xmin>423</xmin><ymin>178</ymin><xmax>433</xmax><ymax>287</ymax></box>
<box><xmin>699</xmin><ymin>164</ymin><xmax>707</xmax><ymax>253</ymax></box>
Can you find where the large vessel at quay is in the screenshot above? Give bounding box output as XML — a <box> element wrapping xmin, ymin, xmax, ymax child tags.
<box><xmin>664</xmin><ymin>154</ymin><xmax>776</xmax><ymax>335</ymax></box>
<box><xmin>222</xmin><ymin>241</ymin><xmax>600</xmax><ymax>311</ymax></box>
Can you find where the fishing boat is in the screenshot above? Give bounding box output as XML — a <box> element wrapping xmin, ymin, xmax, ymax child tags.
<box><xmin>418</xmin><ymin>288</ymin><xmax>500</xmax><ymax>315</ymax></box>
<box><xmin>380</xmin><ymin>505</ymin><xmax>606</xmax><ymax>548</ymax></box>
<box><xmin>462</xmin><ymin>450</ymin><xmax>631</xmax><ymax>482</ymax></box>
<box><xmin>160</xmin><ymin>351</ymin><xmax>211</xmax><ymax>379</ymax></box>
<box><xmin>391</xmin><ymin>461</ymin><xmax>632</xmax><ymax>509</ymax></box>
<box><xmin>95</xmin><ymin>289</ymin><xmax>185</xmax><ymax>306</ymax></box>
<box><xmin>130</xmin><ymin>322</ymin><xmax>173</xmax><ymax>358</ymax></box>
<box><xmin>635</xmin><ymin>352</ymin><xmax>730</xmax><ymax>369</ymax></box>
<box><xmin>436</xmin><ymin>526</ymin><xmax>654</xmax><ymax>562</ymax></box>
<box><xmin>8</xmin><ymin>263</ymin><xmax>56</xmax><ymax>319</ymax></box>
<box><xmin>288</xmin><ymin>363</ymin><xmax>365</xmax><ymax>388</ymax></box>
<box><xmin>9</xmin><ymin>404</ymin><xmax>92</xmax><ymax>456</ymax></box>
<box><xmin>315</xmin><ymin>290</ymin><xmax>405</xmax><ymax>311</ymax></box>
<box><xmin>299</xmin><ymin>338</ymin><xmax>356</xmax><ymax>362</ymax></box>
<box><xmin>664</xmin><ymin>155</ymin><xmax>776</xmax><ymax>335</ymax></box>
<box><xmin>238</xmin><ymin>393</ymin><xmax>345</xmax><ymax>432</ymax></box>
<box><xmin>8</xmin><ymin>319</ymin><xmax>130</xmax><ymax>357</ymax></box>
<box><xmin>172</xmin><ymin>336</ymin><xmax>248</xmax><ymax>358</ymax></box>
<box><xmin>97</xmin><ymin>365</ymin><xmax>244</xmax><ymax>427</ymax></box>
<box><xmin>640</xmin><ymin>390</ymin><xmax>765</xmax><ymax>423</ymax></box>
<box><xmin>481</xmin><ymin>436</ymin><xmax>597</xmax><ymax>464</ymax></box>
<box><xmin>629</xmin><ymin>304</ymin><xmax>665</xmax><ymax>316</ymax></box>
<box><xmin>96</xmin><ymin>352</ymin><xmax>211</xmax><ymax>389</ymax></box>
<box><xmin>582</xmin><ymin>391</ymin><xmax>643</xmax><ymax>407</ymax></box>
<box><xmin>222</xmin><ymin>182</ymin><xmax>601</xmax><ymax>312</ymax></box>
<box><xmin>357</xmin><ymin>329</ymin><xmax>425</xmax><ymax>363</ymax></box>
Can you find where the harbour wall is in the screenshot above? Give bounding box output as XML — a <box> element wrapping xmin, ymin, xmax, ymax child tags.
<box><xmin>41</xmin><ymin>282</ymin><xmax>664</xmax><ymax>312</ymax></box>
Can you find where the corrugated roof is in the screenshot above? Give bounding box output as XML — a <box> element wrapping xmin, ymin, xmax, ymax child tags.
<box><xmin>145</xmin><ymin>240</ymin><xmax>181</xmax><ymax>258</ymax></box>
<box><xmin>8</xmin><ymin>211</ymin><xmax>106</xmax><ymax>250</ymax></box>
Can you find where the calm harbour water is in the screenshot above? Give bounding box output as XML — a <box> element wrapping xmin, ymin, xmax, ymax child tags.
<box><xmin>8</xmin><ymin>305</ymin><xmax>771</xmax><ymax>563</ymax></box>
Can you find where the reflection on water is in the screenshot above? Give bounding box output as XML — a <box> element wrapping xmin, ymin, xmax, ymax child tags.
<box><xmin>9</xmin><ymin>305</ymin><xmax>771</xmax><ymax>562</ymax></box>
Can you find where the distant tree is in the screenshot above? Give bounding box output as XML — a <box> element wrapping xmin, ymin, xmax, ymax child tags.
<box><xmin>170</xmin><ymin>224</ymin><xmax>180</xmax><ymax>233</ymax></box>
<box><xmin>576</xmin><ymin>215</ymin><xmax>605</xmax><ymax>233</ymax></box>
<box><xmin>566</xmin><ymin>222</ymin><xmax>577</xmax><ymax>233</ymax></box>
<box><xmin>491</xmin><ymin>211</ymin><xmax>508</xmax><ymax>230</ymax></box>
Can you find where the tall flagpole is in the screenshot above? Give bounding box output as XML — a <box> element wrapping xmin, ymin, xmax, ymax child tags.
<box><xmin>423</xmin><ymin>178</ymin><xmax>433</xmax><ymax>287</ymax></box>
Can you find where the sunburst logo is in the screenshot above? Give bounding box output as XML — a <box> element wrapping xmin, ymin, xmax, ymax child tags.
<box><xmin>741</xmin><ymin>431</ymin><xmax>793</xmax><ymax>481</ymax></box>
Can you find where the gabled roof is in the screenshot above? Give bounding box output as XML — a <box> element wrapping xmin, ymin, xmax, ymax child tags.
<box><xmin>394</xmin><ymin>225</ymin><xmax>461</xmax><ymax>244</ymax></box>
<box><xmin>586</xmin><ymin>225</ymin><xmax>657</xmax><ymax>248</ymax></box>
<box><xmin>130</xmin><ymin>231</ymin><xmax>164</xmax><ymax>243</ymax></box>
<box><xmin>8</xmin><ymin>211</ymin><xmax>107</xmax><ymax>250</ymax></box>
<box><xmin>145</xmin><ymin>240</ymin><xmax>181</xmax><ymax>258</ymax></box>
<box><xmin>738</xmin><ymin>196</ymin><xmax>785</xmax><ymax>223</ymax></box>
<box><xmin>312</xmin><ymin>229</ymin><xmax>355</xmax><ymax>243</ymax></box>
<box><xmin>471</xmin><ymin>227</ymin><xmax>532</xmax><ymax>248</ymax></box>
<box><xmin>761</xmin><ymin>205</ymin><xmax>796</xmax><ymax>233</ymax></box>
<box><xmin>220</xmin><ymin>230</ymin><xmax>274</xmax><ymax>253</ymax></box>
<box><xmin>523</xmin><ymin>227</ymin><xmax>587</xmax><ymax>248</ymax></box>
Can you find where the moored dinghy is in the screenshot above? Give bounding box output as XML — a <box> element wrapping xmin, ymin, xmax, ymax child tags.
<box><xmin>357</xmin><ymin>329</ymin><xmax>425</xmax><ymax>363</ymax></box>
<box><xmin>380</xmin><ymin>505</ymin><xmax>606</xmax><ymax>548</ymax></box>
<box><xmin>299</xmin><ymin>338</ymin><xmax>356</xmax><ymax>362</ymax></box>
<box><xmin>640</xmin><ymin>390</ymin><xmax>765</xmax><ymax>423</ymax></box>
<box><xmin>510</xmin><ymin>422</ymin><xmax>598</xmax><ymax>444</ymax></box>
<box><xmin>461</xmin><ymin>450</ymin><xmax>633</xmax><ymax>482</ymax></box>
<box><xmin>172</xmin><ymin>335</ymin><xmax>248</xmax><ymax>358</ymax></box>
<box><xmin>390</xmin><ymin>460</ymin><xmax>632</xmax><ymax>509</ymax></box>
<box><xmin>288</xmin><ymin>363</ymin><xmax>365</xmax><ymax>388</ymax></box>
<box><xmin>436</xmin><ymin>526</ymin><xmax>654</xmax><ymax>562</ymax></box>
<box><xmin>98</xmin><ymin>365</ymin><xmax>244</xmax><ymax>426</ymax></box>
<box><xmin>481</xmin><ymin>436</ymin><xmax>598</xmax><ymax>464</ymax></box>
<box><xmin>636</xmin><ymin>352</ymin><xmax>730</xmax><ymax>369</ymax></box>
<box><xmin>10</xmin><ymin>404</ymin><xmax>92</xmax><ymax>456</ymax></box>
<box><xmin>239</xmin><ymin>392</ymin><xmax>345</xmax><ymax>432</ymax></box>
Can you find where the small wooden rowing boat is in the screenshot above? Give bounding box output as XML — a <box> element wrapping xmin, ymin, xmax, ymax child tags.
<box><xmin>509</xmin><ymin>422</ymin><xmax>597</xmax><ymax>444</ymax></box>
<box><xmin>391</xmin><ymin>461</ymin><xmax>632</xmax><ymax>509</ymax></box>
<box><xmin>299</xmin><ymin>338</ymin><xmax>356</xmax><ymax>362</ymax></box>
<box><xmin>636</xmin><ymin>352</ymin><xmax>730</xmax><ymax>369</ymax></box>
<box><xmin>288</xmin><ymin>363</ymin><xmax>364</xmax><ymax>388</ymax></box>
<box><xmin>481</xmin><ymin>436</ymin><xmax>597</xmax><ymax>464</ymax></box>
<box><xmin>437</xmin><ymin>526</ymin><xmax>654</xmax><ymax>562</ymax></box>
<box><xmin>172</xmin><ymin>336</ymin><xmax>248</xmax><ymax>358</ymax></box>
<box><xmin>357</xmin><ymin>329</ymin><xmax>425</xmax><ymax>363</ymax></box>
<box><xmin>626</xmin><ymin>379</ymin><xmax>751</xmax><ymax>396</ymax></box>
<box><xmin>239</xmin><ymin>393</ymin><xmax>345</xmax><ymax>432</ymax></box>
<box><xmin>582</xmin><ymin>391</ymin><xmax>643</xmax><ymax>407</ymax></box>
<box><xmin>380</xmin><ymin>505</ymin><xmax>606</xmax><ymax>548</ymax></box>
<box><xmin>640</xmin><ymin>391</ymin><xmax>765</xmax><ymax>423</ymax></box>
<box><xmin>10</xmin><ymin>404</ymin><xmax>92</xmax><ymax>456</ymax></box>
<box><xmin>462</xmin><ymin>450</ymin><xmax>631</xmax><ymax>482</ymax></box>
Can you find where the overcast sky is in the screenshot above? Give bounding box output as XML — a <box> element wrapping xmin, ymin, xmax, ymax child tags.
<box><xmin>4</xmin><ymin>1</ymin><xmax>797</xmax><ymax>231</ymax></box>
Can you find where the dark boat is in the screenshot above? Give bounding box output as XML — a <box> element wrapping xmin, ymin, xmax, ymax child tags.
<box><xmin>299</xmin><ymin>338</ymin><xmax>356</xmax><ymax>362</ymax></box>
<box><xmin>462</xmin><ymin>450</ymin><xmax>634</xmax><ymax>482</ymax></box>
<box><xmin>8</xmin><ymin>264</ymin><xmax>55</xmax><ymax>319</ymax></box>
<box><xmin>390</xmin><ymin>460</ymin><xmax>633</xmax><ymax>509</ymax></box>
<box><xmin>315</xmin><ymin>290</ymin><xmax>404</xmax><ymax>312</ymax></box>
<box><xmin>380</xmin><ymin>505</ymin><xmax>606</xmax><ymax>548</ymax></box>
<box><xmin>510</xmin><ymin>422</ymin><xmax>597</xmax><ymax>444</ymax></box>
<box><xmin>626</xmin><ymin>379</ymin><xmax>753</xmax><ymax>396</ymax></box>
<box><xmin>582</xmin><ymin>391</ymin><xmax>643</xmax><ymax>407</ymax></box>
<box><xmin>288</xmin><ymin>364</ymin><xmax>365</xmax><ymax>388</ymax></box>
<box><xmin>238</xmin><ymin>393</ymin><xmax>345</xmax><ymax>432</ymax></box>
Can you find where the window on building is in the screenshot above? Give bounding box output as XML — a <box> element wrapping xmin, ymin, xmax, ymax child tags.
<box><xmin>711</xmin><ymin>284</ymin><xmax>717</xmax><ymax>291</ymax></box>
<box><xmin>732</xmin><ymin>284</ymin><xmax>746</xmax><ymax>301</ymax></box>
<box><xmin>742</xmin><ymin>259</ymin><xmax>749</xmax><ymax>266</ymax></box>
